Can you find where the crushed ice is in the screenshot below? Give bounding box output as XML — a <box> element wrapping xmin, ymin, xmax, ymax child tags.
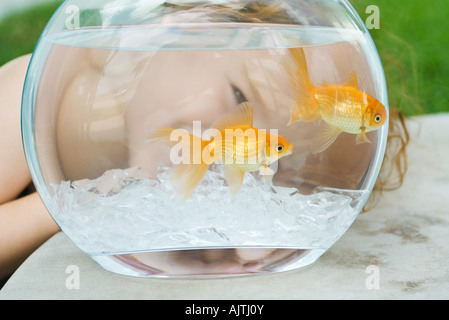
<box><xmin>50</xmin><ymin>165</ymin><xmax>368</xmax><ymax>255</ymax></box>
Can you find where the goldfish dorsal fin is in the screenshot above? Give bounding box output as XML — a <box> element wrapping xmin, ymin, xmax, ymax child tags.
<box><xmin>344</xmin><ymin>72</ymin><xmax>359</xmax><ymax>89</ymax></box>
<box><xmin>211</xmin><ymin>102</ymin><xmax>254</xmax><ymax>131</ymax></box>
<box><xmin>223</xmin><ymin>166</ymin><xmax>245</xmax><ymax>195</ymax></box>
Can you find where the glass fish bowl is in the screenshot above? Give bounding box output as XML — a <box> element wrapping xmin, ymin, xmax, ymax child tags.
<box><xmin>22</xmin><ymin>0</ymin><xmax>388</xmax><ymax>278</ymax></box>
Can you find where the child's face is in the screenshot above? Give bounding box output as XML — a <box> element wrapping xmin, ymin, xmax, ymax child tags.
<box><xmin>125</xmin><ymin>49</ymin><xmax>293</xmax><ymax>175</ymax></box>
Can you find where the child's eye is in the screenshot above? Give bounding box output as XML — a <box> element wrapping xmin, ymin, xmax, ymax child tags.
<box><xmin>231</xmin><ymin>84</ymin><xmax>248</xmax><ymax>104</ymax></box>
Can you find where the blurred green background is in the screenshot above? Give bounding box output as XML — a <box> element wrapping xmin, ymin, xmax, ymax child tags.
<box><xmin>0</xmin><ymin>0</ymin><xmax>447</xmax><ymax>116</ymax></box>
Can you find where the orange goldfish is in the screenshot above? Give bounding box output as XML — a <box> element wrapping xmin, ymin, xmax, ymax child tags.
<box><xmin>287</xmin><ymin>46</ymin><xmax>388</xmax><ymax>153</ymax></box>
<box><xmin>148</xmin><ymin>103</ymin><xmax>293</xmax><ymax>199</ymax></box>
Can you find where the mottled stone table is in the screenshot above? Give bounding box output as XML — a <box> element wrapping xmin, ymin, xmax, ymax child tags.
<box><xmin>1</xmin><ymin>114</ymin><xmax>449</xmax><ymax>300</ymax></box>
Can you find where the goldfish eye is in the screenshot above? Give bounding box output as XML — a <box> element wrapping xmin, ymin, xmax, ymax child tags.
<box><xmin>276</xmin><ymin>144</ymin><xmax>284</xmax><ymax>152</ymax></box>
<box><xmin>374</xmin><ymin>114</ymin><xmax>382</xmax><ymax>123</ymax></box>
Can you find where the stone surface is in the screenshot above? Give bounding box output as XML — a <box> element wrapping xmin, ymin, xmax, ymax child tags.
<box><xmin>1</xmin><ymin>114</ymin><xmax>449</xmax><ymax>300</ymax></box>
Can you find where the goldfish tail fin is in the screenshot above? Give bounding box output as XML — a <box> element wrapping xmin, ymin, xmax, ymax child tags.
<box><xmin>146</xmin><ymin>127</ymin><xmax>192</xmax><ymax>146</ymax></box>
<box><xmin>223</xmin><ymin>166</ymin><xmax>245</xmax><ymax>195</ymax></box>
<box><xmin>146</xmin><ymin>127</ymin><xmax>174</xmax><ymax>143</ymax></box>
<box><xmin>287</xmin><ymin>47</ymin><xmax>319</xmax><ymax>125</ymax></box>
<box><xmin>311</xmin><ymin>123</ymin><xmax>342</xmax><ymax>154</ymax></box>
<box><xmin>287</xmin><ymin>100</ymin><xmax>320</xmax><ymax>125</ymax></box>
<box><xmin>148</xmin><ymin>127</ymin><xmax>213</xmax><ymax>200</ymax></box>
<box><xmin>170</xmin><ymin>163</ymin><xmax>209</xmax><ymax>200</ymax></box>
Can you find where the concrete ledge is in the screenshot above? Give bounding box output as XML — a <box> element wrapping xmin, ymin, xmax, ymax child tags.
<box><xmin>1</xmin><ymin>114</ymin><xmax>448</xmax><ymax>300</ymax></box>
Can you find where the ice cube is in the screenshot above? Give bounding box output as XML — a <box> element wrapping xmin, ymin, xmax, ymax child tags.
<box><xmin>50</xmin><ymin>165</ymin><xmax>367</xmax><ymax>254</ymax></box>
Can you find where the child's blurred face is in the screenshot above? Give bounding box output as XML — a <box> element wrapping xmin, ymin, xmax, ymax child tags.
<box><xmin>125</xmin><ymin>49</ymin><xmax>292</xmax><ymax>173</ymax></box>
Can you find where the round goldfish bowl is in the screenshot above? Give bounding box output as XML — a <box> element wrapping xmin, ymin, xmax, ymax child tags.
<box><xmin>22</xmin><ymin>0</ymin><xmax>388</xmax><ymax>278</ymax></box>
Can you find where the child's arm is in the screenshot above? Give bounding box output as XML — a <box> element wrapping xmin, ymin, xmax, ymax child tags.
<box><xmin>0</xmin><ymin>55</ymin><xmax>60</xmax><ymax>281</ymax></box>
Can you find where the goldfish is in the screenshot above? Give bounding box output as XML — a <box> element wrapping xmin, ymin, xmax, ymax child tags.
<box><xmin>147</xmin><ymin>102</ymin><xmax>293</xmax><ymax>199</ymax></box>
<box><xmin>287</xmin><ymin>46</ymin><xmax>388</xmax><ymax>153</ymax></box>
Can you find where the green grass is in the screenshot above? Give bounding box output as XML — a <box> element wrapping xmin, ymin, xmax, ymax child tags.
<box><xmin>350</xmin><ymin>0</ymin><xmax>449</xmax><ymax>116</ymax></box>
<box><xmin>0</xmin><ymin>1</ymin><xmax>63</xmax><ymax>66</ymax></box>
<box><xmin>0</xmin><ymin>0</ymin><xmax>447</xmax><ymax>116</ymax></box>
